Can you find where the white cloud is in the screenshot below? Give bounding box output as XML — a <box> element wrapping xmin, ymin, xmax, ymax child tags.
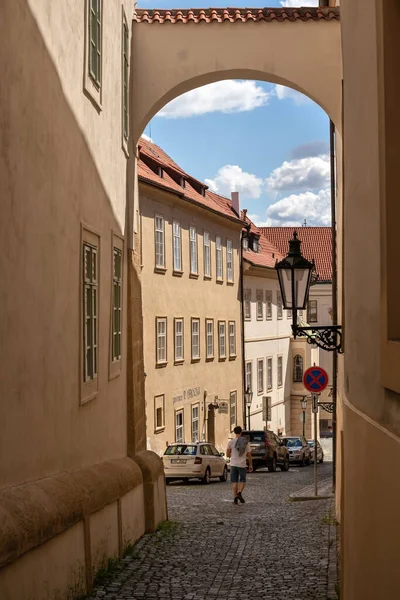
<box><xmin>141</xmin><ymin>133</ymin><xmax>153</xmax><ymax>142</ymax></box>
<box><xmin>266</xmin><ymin>155</ymin><xmax>330</xmax><ymax>194</ymax></box>
<box><xmin>280</xmin><ymin>0</ymin><xmax>318</xmax><ymax>7</ymax></box>
<box><xmin>274</xmin><ymin>84</ymin><xmax>312</xmax><ymax>106</ymax></box>
<box><xmin>157</xmin><ymin>80</ymin><xmax>272</xmax><ymax>119</ymax></box>
<box><xmin>266</xmin><ymin>189</ymin><xmax>331</xmax><ymax>226</ymax></box>
<box><xmin>205</xmin><ymin>165</ymin><xmax>264</xmax><ymax>199</ymax></box>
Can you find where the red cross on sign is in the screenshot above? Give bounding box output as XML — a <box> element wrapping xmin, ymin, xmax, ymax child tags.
<box><xmin>303</xmin><ymin>366</ymin><xmax>329</xmax><ymax>393</ymax></box>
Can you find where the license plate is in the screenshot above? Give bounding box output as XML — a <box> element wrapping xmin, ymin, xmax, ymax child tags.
<box><xmin>171</xmin><ymin>459</ymin><xmax>186</xmax><ymax>464</ymax></box>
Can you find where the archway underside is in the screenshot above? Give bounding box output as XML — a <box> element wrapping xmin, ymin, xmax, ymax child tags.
<box><xmin>131</xmin><ymin>6</ymin><xmax>342</xmax><ymax>143</ymax></box>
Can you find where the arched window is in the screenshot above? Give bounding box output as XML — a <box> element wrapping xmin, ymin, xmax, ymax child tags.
<box><xmin>293</xmin><ymin>355</ymin><xmax>303</xmax><ymax>382</ymax></box>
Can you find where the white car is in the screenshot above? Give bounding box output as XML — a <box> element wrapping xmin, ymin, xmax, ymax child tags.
<box><xmin>307</xmin><ymin>440</ymin><xmax>324</xmax><ymax>463</ymax></box>
<box><xmin>163</xmin><ymin>442</ymin><xmax>228</xmax><ymax>484</ymax></box>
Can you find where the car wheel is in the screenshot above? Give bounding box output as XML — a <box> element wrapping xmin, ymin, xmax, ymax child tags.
<box><xmin>220</xmin><ymin>466</ymin><xmax>228</xmax><ymax>482</ymax></box>
<box><xmin>306</xmin><ymin>454</ymin><xmax>311</xmax><ymax>466</ymax></box>
<box><xmin>252</xmin><ymin>464</ymin><xmax>257</xmax><ymax>473</ymax></box>
<box><xmin>202</xmin><ymin>467</ymin><xmax>211</xmax><ymax>484</ymax></box>
<box><xmin>319</xmin><ymin>455</ymin><xmax>324</xmax><ymax>464</ymax></box>
<box><xmin>280</xmin><ymin>456</ymin><xmax>290</xmax><ymax>471</ymax></box>
<box><xmin>268</xmin><ymin>455</ymin><xmax>277</xmax><ymax>473</ymax></box>
<box><xmin>165</xmin><ymin>478</ymin><xmax>172</xmax><ymax>485</ymax></box>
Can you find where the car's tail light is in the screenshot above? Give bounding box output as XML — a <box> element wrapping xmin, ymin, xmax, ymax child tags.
<box><xmin>194</xmin><ymin>457</ymin><xmax>202</xmax><ymax>464</ymax></box>
<box><xmin>265</xmin><ymin>440</ymin><xmax>270</xmax><ymax>447</ymax></box>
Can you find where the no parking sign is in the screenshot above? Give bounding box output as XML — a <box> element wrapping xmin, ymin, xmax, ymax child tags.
<box><xmin>303</xmin><ymin>366</ymin><xmax>329</xmax><ymax>393</ymax></box>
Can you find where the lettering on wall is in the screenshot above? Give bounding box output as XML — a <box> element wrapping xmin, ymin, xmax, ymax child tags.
<box><xmin>173</xmin><ymin>386</ymin><xmax>201</xmax><ymax>404</ymax></box>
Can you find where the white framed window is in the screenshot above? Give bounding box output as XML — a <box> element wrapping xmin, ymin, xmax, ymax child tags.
<box><xmin>174</xmin><ymin>318</ymin><xmax>184</xmax><ymax>362</ymax></box>
<box><xmin>216</xmin><ymin>235</ymin><xmax>223</xmax><ymax>280</ymax></box>
<box><xmin>227</xmin><ymin>239</ymin><xmax>233</xmax><ymax>282</ymax></box>
<box><xmin>89</xmin><ymin>0</ymin><xmax>102</xmax><ymax>87</ymax></box>
<box><xmin>256</xmin><ymin>290</ymin><xmax>263</xmax><ymax>320</ymax></box>
<box><xmin>155</xmin><ymin>214</ymin><xmax>165</xmax><ymax>269</ymax></box>
<box><xmin>307</xmin><ymin>300</ymin><xmax>318</xmax><ymax>323</ymax></box>
<box><xmin>83</xmin><ymin>241</ymin><xmax>99</xmax><ymax>384</ymax></box>
<box><xmin>278</xmin><ymin>355</ymin><xmax>283</xmax><ymax>387</ymax></box>
<box><xmin>228</xmin><ymin>321</ymin><xmax>236</xmax><ymax>357</ymax></box>
<box><xmin>175</xmin><ymin>410</ymin><xmax>184</xmax><ymax>443</ymax></box>
<box><xmin>191</xmin><ymin>318</ymin><xmax>200</xmax><ymax>360</ymax></box>
<box><xmin>154</xmin><ymin>394</ymin><xmax>165</xmax><ymax>431</ymax></box>
<box><xmin>242</xmin><ymin>237</ymin><xmax>249</xmax><ymax>250</ymax></box>
<box><xmin>267</xmin><ymin>357</ymin><xmax>273</xmax><ymax>390</ymax></box>
<box><xmin>244</xmin><ymin>289</ymin><xmax>251</xmax><ymax>320</ymax></box>
<box><xmin>245</xmin><ymin>361</ymin><xmax>252</xmax><ymax>393</ymax></box>
<box><xmin>218</xmin><ymin>321</ymin><xmax>226</xmax><ymax>358</ymax></box>
<box><xmin>204</xmin><ymin>231</ymin><xmax>211</xmax><ymax>277</ymax></box>
<box><xmin>156</xmin><ymin>317</ymin><xmax>167</xmax><ymax>364</ymax></box>
<box><xmin>189</xmin><ymin>226</ymin><xmax>198</xmax><ymax>275</ymax></box>
<box><xmin>206</xmin><ymin>319</ymin><xmax>214</xmax><ymax>359</ymax></box>
<box><xmin>173</xmin><ymin>220</ymin><xmax>182</xmax><ymax>272</ymax></box>
<box><xmin>111</xmin><ymin>245</ymin><xmax>122</xmax><ymax>363</ymax></box>
<box><xmin>191</xmin><ymin>404</ymin><xmax>199</xmax><ymax>442</ymax></box>
<box><xmin>277</xmin><ymin>291</ymin><xmax>283</xmax><ymax>319</ymax></box>
<box><xmin>293</xmin><ymin>354</ymin><xmax>304</xmax><ymax>382</ymax></box>
<box><xmin>230</xmin><ymin>391</ymin><xmax>237</xmax><ymax>430</ymax></box>
<box><xmin>266</xmin><ymin>290</ymin><xmax>272</xmax><ymax>320</ymax></box>
<box><xmin>287</xmin><ymin>309</ymin><xmax>292</xmax><ymax>320</ymax></box>
<box><xmin>257</xmin><ymin>358</ymin><xmax>264</xmax><ymax>394</ymax></box>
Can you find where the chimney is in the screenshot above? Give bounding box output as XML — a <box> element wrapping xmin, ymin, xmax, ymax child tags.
<box><xmin>231</xmin><ymin>191</ymin><xmax>240</xmax><ymax>216</ymax></box>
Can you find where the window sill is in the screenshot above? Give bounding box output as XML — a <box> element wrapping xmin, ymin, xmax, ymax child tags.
<box><xmin>216</xmin><ymin>279</ymin><xmax>224</xmax><ymax>285</ymax></box>
<box><xmin>189</xmin><ymin>272</ymin><xmax>199</xmax><ymax>279</ymax></box>
<box><xmin>267</xmin><ymin>388</ymin><xmax>273</xmax><ymax>393</ymax></box>
<box><xmin>218</xmin><ymin>356</ymin><xmax>227</xmax><ymax>362</ymax></box>
<box><xmin>80</xmin><ymin>390</ymin><xmax>98</xmax><ymax>406</ymax></box>
<box><xmin>156</xmin><ymin>361</ymin><xmax>168</xmax><ymax>368</ymax></box>
<box><xmin>266</xmin><ymin>317</ymin><xmax>272</xmax><ymax>321</ymax></box>
<box><xmin>229</xmin><ymin>354</ymin><xmax>237</xmax><ymax>361</ymax></box>
<box><xmin>227</xmin><ymin>281</ymin><xmax>235</xmax><ymax>286</ymax></box>
<box><xmin>244</xmin><ymin>317</ymin><xmax>251</xmax><ymax>321</ymax></box>
<box><xmin>154</xmin><ymin>266</ymin><xmax>167</xmax><ymax>274</ymax></box>
<box><xmin>204</xmin><ymin>275</ymin><xmax>212</xmax><ymax>281</ymax></box>
<box><xmin>174</xmin><ymin>359</ymin><xmax>185</xmax><ymax>365</ymax></box>
<box><xmin>256</xmin><ymin>317</ymin><xmax>263</xmax><ymax>321</ymax></box>
<box><xmin>173</xmin><ymin>270</ymin><xmax>184</xmax><ymax>277</ymax></box>
<box><xmin>108</xmin><ymin>369</ymin><xmax>121</xmax><ymax>381</ymax></box>
<box><xmin>154</xmin><ymin>427</ymin><xmax>165</xmax><ymax>434</ymax></box>
<box><xmin>277</xmin><ymin>317</ymin><xmax>283</xmax><ymax>321</ymax></box>
<box><xmin>191</xmin><ymin>357</ymin><xmax>201</xmax><ymax>363</ymax></box>
<box><xmin>257</xmin><ymin>390</ymin><xmax>264</xmax><ymax>396</ymax></box>
<box><xmin>206</xmin><ymin>356</ymin><xmax>215</xmax><ymax>362</ymax></box>
<box><xmin>83</xmin><ymin>73</ymin><xmax>102</xmax><ymax>112</ymax></box>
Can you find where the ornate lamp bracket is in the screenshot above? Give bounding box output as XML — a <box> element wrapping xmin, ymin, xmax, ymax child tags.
<box><xmin>292</xmin><ymin>324</ymin><xmax>343</xmax><ymax>354</ymax></box>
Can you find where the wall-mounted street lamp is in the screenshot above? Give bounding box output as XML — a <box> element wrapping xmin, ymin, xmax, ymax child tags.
<box><xmin>301</xmin><ymin>396</ymin><xmax>307</xmax><ymax>438</ymax></box>
<box><xmin>275</xmin><ymin>231</ymin><xmax>343</xmax><ymax>353</ymax></box>
<box><xmin>244</xmin><ymin>386</ymin><xmax>253</xmax><ymax>430</ymax></box>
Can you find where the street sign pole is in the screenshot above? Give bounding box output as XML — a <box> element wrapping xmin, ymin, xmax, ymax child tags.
<box><xmin>312</xmin><ymin>393</ymin><xmax>319</xmax><ymax>496</ymax></box>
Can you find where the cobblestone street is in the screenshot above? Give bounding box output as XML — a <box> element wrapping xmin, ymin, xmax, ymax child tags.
<box><xmin>89</xmin><ymin>450</ymin><xmax>338</xmax><ymax>600</ymax></box>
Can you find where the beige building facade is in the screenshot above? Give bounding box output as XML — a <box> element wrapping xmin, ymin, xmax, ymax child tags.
<box><xmin>0</xmin><ymin>2</ymin><xmax>166</xmax><ymax>599</ymax></box>
<box><xmin>139</xmin><ymin>139</ymin><xmax>244</xmax><ymax>455</ymax></box>
<box><xmin>340</xmin><ymin>0</ymin><xmax>400</xmax><ymax>597</ymax></box>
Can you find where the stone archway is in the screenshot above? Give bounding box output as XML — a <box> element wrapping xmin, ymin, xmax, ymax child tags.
<box><xmin>131</xmin><ymin>6</ymin><xmax>342</xmax><ymax>143</ymax></box>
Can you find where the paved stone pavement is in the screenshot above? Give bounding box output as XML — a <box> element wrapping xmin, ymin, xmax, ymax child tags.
<box><xmin>89</xmin><ymin>458</ymin><xmax>338</xmax><ymax>600</ymax></box>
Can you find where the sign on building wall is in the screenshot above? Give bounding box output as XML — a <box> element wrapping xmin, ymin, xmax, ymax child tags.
<box><xmin>172</xmin><ymin>386</ymin><xmax>201</xmax><ymax>404</ymax></box>
<box><xmin>218</xmin><ymin>401</ymin><xmax>229</xmax><ymax>414</ymax></box>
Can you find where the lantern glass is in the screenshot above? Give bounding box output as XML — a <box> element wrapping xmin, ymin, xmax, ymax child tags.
<box><xmin>293</xmin><ymin>267</ymin><xmax>313</xmax><ymax>310</ymax></box>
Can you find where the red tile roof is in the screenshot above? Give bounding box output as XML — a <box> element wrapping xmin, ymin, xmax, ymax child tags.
<box><xmin>138</xmin><ymin>137</ymin><xmax>243</xmax><ymax>224</ymax></box>
<box><xmin>133</xmin><ymin>7</ymin><xmax>339</xmax><ymax>24</ymax></box>
<box><xmin>241</xmin><ymin>212</ymin><xmax>283</xmax><ymax>270</ymax></box>
<box><xmin>260</xmin><ymin>227</ymin><xmax>332</xmax><ymax>282</ymax></box>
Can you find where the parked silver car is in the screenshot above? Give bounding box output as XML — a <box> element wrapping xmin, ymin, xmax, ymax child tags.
<box><xmin>163</xmin><ymin>442</ymin><xmax>228</xmax><ymax>484</ymax></box>
<box><xmin>281</xmin><ymin>436</ymin><xmax>311</xmax><ymax>466</ymax></box>
<box><xmin>308</xmin><ymin>440</ymin><xmax>324</xmax><ymax>463</ymax></box>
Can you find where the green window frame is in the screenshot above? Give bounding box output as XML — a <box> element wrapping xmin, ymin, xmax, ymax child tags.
<box><xmin>112</xmin><ymin>247</ymin><xmax>122</xmax><ymax>362</ymax></box>
<box><xmin>122</xmin><ymin>16</ymin><xmax>129</xmax><ymax>140</ymax></box>
<box><xmin>83</xmin><ymin>242</ymin><xmax>98</xmax><ymax>382</ymax></box>
<box><xmin>89</xmin><ymin>0</ymin><xmax>102</xmax><ymax>87</ymax></box>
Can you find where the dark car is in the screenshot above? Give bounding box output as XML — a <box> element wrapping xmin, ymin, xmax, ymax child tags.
<box><xmin>281</xmin><ymin>436</ymin><xmax>311</xmax><ymax>466</ymax></box>
<box><xmin>241</xmin><ymin>430</ymin><xmax>290</xmax><ymax>472</ymax></box>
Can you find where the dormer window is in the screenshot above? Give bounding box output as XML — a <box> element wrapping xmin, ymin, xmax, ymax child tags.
<box><xmin>157</xmin><ymin>166</ymin><xmax>163</xmax><ymax>178</ymax></box>
<box><xmin>201</xmin><ymin>187</ymin><xmax>206</xmax><ymax>197</ymax></box>
<box><xmin>180</xmin><ymin>177</ymin><xmax>186</xmax><ymax>189</ymax></box>
<box><xmin>242</xmin><ymin>238</ymin><xmax>249</xmax><ymax>250</ymax></box>
<box><xmin>253</xmin><ymin>240</ymin><xmax>258</xmax><ymax>253</ymax></box>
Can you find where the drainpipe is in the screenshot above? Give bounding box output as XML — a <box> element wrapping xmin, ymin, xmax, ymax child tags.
<box><xmin>330</xmin><ymin>119</ymin><xmax>338</xmax><ymax>492</ymax></box>
<box><xmin>240</xmin><ymin>217</ymin><xmax>251</xmax><ymax>428</ymax></box>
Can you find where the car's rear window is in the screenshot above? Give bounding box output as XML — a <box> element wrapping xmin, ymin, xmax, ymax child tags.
<box><xmin>283</xmin><ymin>438</ymin><xmax>302</xmax><ymax>447</ymax></box>
<box><xmin>308</xmin><ymin>441</ymin><xmax>314</xmax><ymax>447</ymax></box>
<box><xmin>164</xmin><ymin>445</ymin><xmax>197</xmax><ymax>456</ymax></box>
<box><xmin>243</xmin><ymin>432</ymin><xmax>265</xmax><ymax>443</ymax></box>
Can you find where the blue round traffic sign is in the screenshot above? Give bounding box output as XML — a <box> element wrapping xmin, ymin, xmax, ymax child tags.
<box><xmin>303</xmin><ymin>366</ymin><xmax>328</xmax><ymax>393</ymax></box>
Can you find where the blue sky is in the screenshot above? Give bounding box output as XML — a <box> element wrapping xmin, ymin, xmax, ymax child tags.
<box><xmin>138</xmin><ymin>1</ymin><xmax>330</xmax><ymax>226</ymax></box>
